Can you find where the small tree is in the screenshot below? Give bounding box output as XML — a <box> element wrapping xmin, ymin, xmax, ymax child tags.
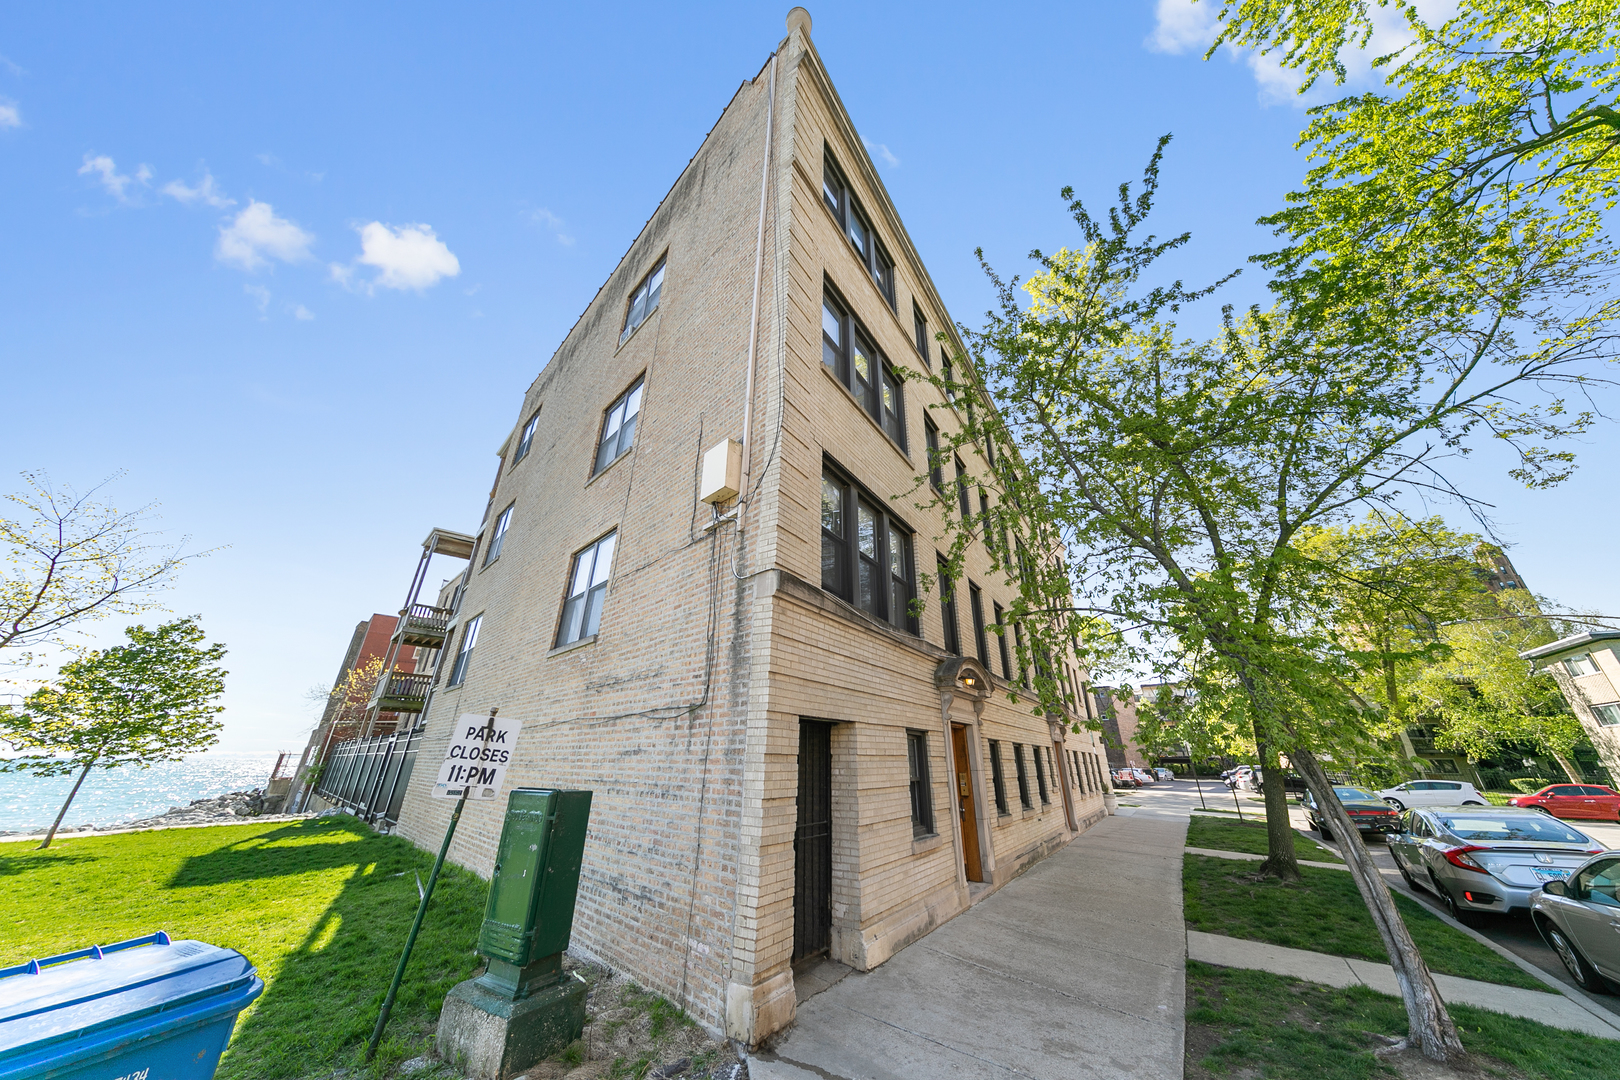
<box><xmin>2</xmin><ymin>471</ymin><xmax>204</xmax><ymax>672</ymax></box>
<box><xmin>0</xmin><ymin>617</ymin><xmax>227</xmax><ymax>848</ymax></box>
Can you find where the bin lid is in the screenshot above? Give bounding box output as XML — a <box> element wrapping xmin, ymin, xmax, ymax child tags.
<box><xmin>0</xmin><ymin>932</ymin><xmax>259</xmax><ymax>1061</ymax></box>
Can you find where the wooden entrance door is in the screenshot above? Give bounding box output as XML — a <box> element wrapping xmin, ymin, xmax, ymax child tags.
<box><xmin>951</xmin><ymin>724</ymin><xmax>984</xmax><ymax>882</ymax></box>
<box><xmin>793</xmin><ymin>720</ymin><xmax>833</xmax><ymax>962</ymax></box>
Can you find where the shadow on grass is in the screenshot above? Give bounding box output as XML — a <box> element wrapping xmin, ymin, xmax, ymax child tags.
<box><xmin>0</xmin><ymin>850</ymin><xmax>99</xmax><ymax>878</ymax></box>
<box><xmin>212</xmin><ymin>819</ymin><xmax>486</xmax><ymax>1080</ymax></box>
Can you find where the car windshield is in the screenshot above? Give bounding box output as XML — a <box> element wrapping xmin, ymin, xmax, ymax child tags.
<box><xmin>1334</xmin><ymin>787</ymin><xmax>1376</xmax><ymax>801</ymax></box>
<box><xmin>1434</xmin><ymin>813</ymin><xmax>1590</xmax><ymax>844</ymax></box>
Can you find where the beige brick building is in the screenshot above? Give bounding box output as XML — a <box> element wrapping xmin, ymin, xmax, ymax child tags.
<box><xmin>385</xmin><ymin>9</ymin><xmax>1112</xmax><ymax>1046</ymax></box>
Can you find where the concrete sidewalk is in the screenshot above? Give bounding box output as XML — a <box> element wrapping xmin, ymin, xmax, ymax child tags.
<box><xmin>1188</xmin><ymin>930</ymin><xmax>1620</xmax><ymax>1040</ymax></box>
<box><xmin>752</xmin><ymin>812</ymin><xmax>1190</xmax><ymax>1080</ymax></box>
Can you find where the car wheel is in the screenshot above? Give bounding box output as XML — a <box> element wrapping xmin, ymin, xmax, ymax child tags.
<box><xmin>1385</xmin><ymin>798</ymin><xmax>1406</xmax><ymax>812</ymax></box>
<box><xmin>1534</xmin><ymin>806</ymin><xmax>1553</xmax><ymax>815</ymax></box>
<box><xmin>1545</xmin><ymin>926</ymin><xmax>1609</xmax><ymax>994</ymax></box>
<box><xmin>1316</xmin><ymin>821</ymin><xmax>1333</xmax><ymax>842</ymax></box>
<box><xmin>1462</xmin><ymin>801</ymin><xmax>1485</xmax><ymax>806</ymax></box>
<box><xmin>1435</xmin><ymin>881</ymin><xmax>1485</xmax><ymax>928</ymax></box>
<box><xmin>1396</xmin><ymin>858</ymin><xmax>1417</xmax><ymax>890</ymax></box>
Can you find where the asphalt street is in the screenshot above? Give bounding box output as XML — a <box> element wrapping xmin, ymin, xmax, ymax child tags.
<box><xmin>1122</xmin><ymin>776</ymin><xmax>1620</xmax><ymax>1017</ymax></box>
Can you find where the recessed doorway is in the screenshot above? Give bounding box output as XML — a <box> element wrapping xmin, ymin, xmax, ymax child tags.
<box><xmin>951</xmin><ymin>724</ymin><xmax>984</xmax><ymax>883</ymax></box>
<box><xmin>793</xmin><ymin>719</ymin><xmax>833</xmax><ymax>962</ymax></box>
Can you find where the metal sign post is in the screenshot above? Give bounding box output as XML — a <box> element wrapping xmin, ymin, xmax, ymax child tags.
<box><xmin>366</xmin><ymin>708</ymin><xmax>522</xmax><ymax>1062</ymax></box>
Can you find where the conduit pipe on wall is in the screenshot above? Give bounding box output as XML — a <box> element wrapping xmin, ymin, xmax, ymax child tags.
<box><xmin>735</xmin><ymin>49</ymin><xmax>778</xmax><ymax>540</ymax></box>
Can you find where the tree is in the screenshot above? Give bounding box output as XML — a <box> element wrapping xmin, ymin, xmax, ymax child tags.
<box><xmin>0</xmin><ymin>617</ymin><xmax>227</xmax><ymax>849</ymax></box>
<box><xmin>932</xmin><ymin>141</ymin><xmax>1616</xmax><ymax>1062</ymax></box>
<box><xmin>2</xmin><ymin>472</ymin><xmax>203</xmax><ymax>672</ymax></box>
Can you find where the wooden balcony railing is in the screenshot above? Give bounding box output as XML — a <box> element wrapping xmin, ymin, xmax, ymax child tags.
<box><xmin>394</xmin><ymin>604</ymin><xmax>454</xmax><ymax>647</ymax></box>
<box><xmin>371</xmin><ymin>670</ymin><xmax>434</xmax><ymax>713</ymax></box>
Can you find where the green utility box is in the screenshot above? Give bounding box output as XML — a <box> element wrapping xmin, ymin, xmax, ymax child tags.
<box><xmin>438</xmin><ymin>788</ymin><xmax>593</xmax><ymax>1079</ymax></box>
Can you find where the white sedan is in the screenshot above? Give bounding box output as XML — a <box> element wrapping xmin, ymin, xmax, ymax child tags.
<box><xmin>1376</xmin><ymin>779</ymin><xmax>1488</xmax><ymax>811</ymax></box>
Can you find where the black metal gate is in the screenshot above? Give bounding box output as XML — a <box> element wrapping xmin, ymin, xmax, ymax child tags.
<box><xmin>793</xmin><ymin>720</ymin><xmax>833</xmax><ymax>963</ymax></box>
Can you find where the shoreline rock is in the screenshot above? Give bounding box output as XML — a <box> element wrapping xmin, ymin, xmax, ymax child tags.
<box><xmin>0</xmin><ymin>789</ymin><xmax>277</xmax><ymax>837</ymax></box>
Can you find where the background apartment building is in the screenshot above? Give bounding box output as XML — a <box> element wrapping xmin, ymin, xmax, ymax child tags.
<box><xmin>375</xmin><ymin>10</ymin><xmax>1111</xmax><ymax>1046</ymax></box>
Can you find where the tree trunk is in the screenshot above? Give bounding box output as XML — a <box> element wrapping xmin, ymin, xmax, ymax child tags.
<box><xmin>1551</xmin><ymin>750</ymin><xmax>1582</xmax><ymax>784</ymax></box>
<box><xmin>39</xmin><ymin>758</ymin><xmax>97</xmax><ymax>851</ymax></box>
<box><xmin>1254</xmin><ymin>738</ymin><xmax>1301</xmax><ymax>881</ymax></box>
<box><xmin>1291</xmin><ymin>746</ymin><xmax>1466</xmax><ymax>1063</ymax></box>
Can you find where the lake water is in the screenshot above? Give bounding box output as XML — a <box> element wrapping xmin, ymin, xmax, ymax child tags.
<box><xmin>0</xmin><ymin>753</ymin><xmax>282</xmax><ymax>832</ymax></box>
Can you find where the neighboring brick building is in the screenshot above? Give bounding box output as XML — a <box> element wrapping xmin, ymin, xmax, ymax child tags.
<box><xmin>384</xmin><ymin>9</ymin><xmax>1112</xmax><ymax>1046</ymax></box>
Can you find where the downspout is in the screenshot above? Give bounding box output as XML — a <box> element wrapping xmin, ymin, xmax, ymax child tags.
<box><xmin>733</xmin><ymin>49</ymin><xmax>777</xmax><ymax>569</ymax></box>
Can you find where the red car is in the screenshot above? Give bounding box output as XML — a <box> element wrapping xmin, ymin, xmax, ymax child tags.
<box><xmin>1508</xmin><ymin>783</ymin><xmax>1620</xmax><ymax>823</ymax></box>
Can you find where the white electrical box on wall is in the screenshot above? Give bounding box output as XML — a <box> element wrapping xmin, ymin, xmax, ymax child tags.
<box><xmin>699</xmin><ymin>439</ymin><xmax>742</xmax><ymax>504</ymax></box>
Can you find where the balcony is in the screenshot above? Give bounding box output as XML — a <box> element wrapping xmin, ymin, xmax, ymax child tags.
<box><xmin>371</xmin><ymin>671</ymin><xmax>434</xmax><ymax>714</ymax></box>
<box><xmin>393</xmin><ymin>603</ymin><xmax>454</xmax><ymax>648</ymax></box>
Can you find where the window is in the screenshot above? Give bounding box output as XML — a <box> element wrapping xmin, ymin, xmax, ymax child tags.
<box><xmin>594</xmin><ymin>378</ymin><xmax>645</xmax><ymax>474</ymax></box>
<box><xmin>1013</xmin><ymin>744</ymin><xmax>1032</xmax><ymax>809</ymax></box>
<box><xmin>1566</xmin><ymin>653</ymin><xmax>1600</xmax><ymax>676</ymax></box>
<box><xmin>556</xmin><ymin>532</ymin><xmax>617</xmax><ymax>647</ymax></box>
<box><xmin>938</xmin><ymin>555</ymin><xmax>960</xmax><ymax>655</ymax></box>
<box><xmin>925</xmin><ymin>418</ymin><xmax>944</xmax><ymax>490</ymax></box>
<box><xmin>1594</xmin><ymin>703</ymin><xmax>1620</xmax><ymax>727</ymax></box>
<box><xmin>620</xmin><ymin>258</ymin><xmax>665</xmax><ymax>343</ymax></box>
<box><xmin>823</xmin><ymin>290</ymin><xmax>905</xmax><ymax>446</ymax></box>
<box><xmin>955</xmin><ymin>457</ymin><xmax>971</xmax><ymax>521</ymax></box>
<box><xmin>970</xmin><ymin>583</ymin><xmax>989</xmax><ymax>667</ymax></box>
<box><xmin>1034</xmin><ymin>745</ymin><xmax>1049</xmax><ymax>804</ymax></box>
<box><xmin>514</xmin><ymin>410</ymin><xmax>540</xmax><ymax>464</ymax></box>
<box><xmin>913</xmin><ymin>304</ymin><xmax>930</xmax><ymax>362</ymax></box>
<box><xmin>1574</xmin><ymin>857</ymin><xmax>1620</xmax><ymax>908</ymax></box>
<box><xmin>821</xmin><ymin>467</ymin><xmax>915</xmax><ymax>632</ymax></box>
<box><xmin>994</xmin><ymin>603</ymin><xmax>1011</xmax><ymax>680</ymax></box>
<box><xmin>989</xmin><ymin>740</ymin><xmax>1009</xmax><ymax>814</ymax></box>
<box><xmin>447</xmin><ymin>614</ymin><xmax>481</xmax><ymax>687</ymax></box>
<box><xmin>980</xmin><ymin>493</ymin><xmax>995</xmax><ymax>556</ymax></box>
<box><xmin>907</xmin><ymin>730</ymin><xmax>934</xmax><ymax>837</ymax></box>
<box><xmin>484</xmin><ymin>503</ymin><xmax>514</xmax><ymax>565</ymax></box>
<box><xmin>941</xmin><ymin>354</ymin><xmax>955</xmax><ymax>402</ymax></box>
<box><xmin>1013</xmin><ymin>621</ymin><xmax>1029</xmax><ymax>687</ymax></box>
<box><xmin>822</xmin><ymin>153</ymin><xmax>895</xmax><ymax>307</ymax></box>
<box><xmin>1071</xmin><ymin>750</ymin><xmax>1082</xmax><ymax>789</ymax></box>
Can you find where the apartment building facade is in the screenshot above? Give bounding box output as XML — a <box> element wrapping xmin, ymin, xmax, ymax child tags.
<box><xmin>386</xmin><ymin>9</ymin><xmax>1112</xmax><ymax>1046</ymax></box>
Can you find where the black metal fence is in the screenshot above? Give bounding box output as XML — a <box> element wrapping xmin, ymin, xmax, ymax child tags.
<box><xmin>313</xmin><ymin>727</ymin><xmax>423</xmax><ymax>826</ymax></box>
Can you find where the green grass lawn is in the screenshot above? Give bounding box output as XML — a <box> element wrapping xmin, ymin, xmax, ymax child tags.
<box><xmin>1185</xmin><ymin>815</ymin><xmax>1342</xmax><ymax>862</ymax></box>
<box><xmin>1183</xmin><ymin>855</ymin><xmax>1545</xmax><ymax>991</ymax></box>
<box><xmin>0</xmin><ymin>818</ymin><xmax>486</xmax><ymax>1079</ymax></box>
<box><xmin>1187</xmin><ymin>961</ymin><xmax>1612</xmax><ymax>1080</ymax></box>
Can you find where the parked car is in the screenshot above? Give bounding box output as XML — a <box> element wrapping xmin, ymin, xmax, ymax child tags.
<box><xmin>1508</xmin><ymin>784</ymin><xmax>1620</xmax><ymax>823</ymax></box>
<box><xmin>1111</xmin><ymin>769</ymin><xmax>1140</xmax><ymax>789</ymax></box>
<box><xmin>1153</xmin><ymin>768</ymin><xmax>1176</xmax><ymax>782</ymax></box>
<box><xmin>1530</xmin><ymin>850</ymin><xmax>1620</xmax><ymax>992</ymax></box>
<box><xmin>1376</xmin><ymin>780</ymin><xmax>1487</xmax><ymax>811</ymax></box>
<box><xmin>1388</xmin><ymin>806</ymin><xmax>1604</xmax><ymax>926</ymax></box>
<box><xmin>1281</xmin><ymin>774</ymin><xmax>1309</xmax><ymax>796</ymax></box>
<box><xmin>1302</xmin><ymin>785</ymin><xmax>1402</xmax><ymax>841</ymax></box>
<box><xmin>1129</xmin><ymin>768</ymin><xmax>1156</xmax><ymax>785</ymax></box>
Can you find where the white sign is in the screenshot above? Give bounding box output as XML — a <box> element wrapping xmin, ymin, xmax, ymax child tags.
<box><xmin>431</xmin><ymin>712</ymin><xmax>523</xmax><ymax>800</ymax></box>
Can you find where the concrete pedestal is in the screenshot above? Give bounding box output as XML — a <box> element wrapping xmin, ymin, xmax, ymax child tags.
<box><xmin>436</xmin><ymin>971</ymin><xmax>588</xmax><ymax>1080</ymax></box>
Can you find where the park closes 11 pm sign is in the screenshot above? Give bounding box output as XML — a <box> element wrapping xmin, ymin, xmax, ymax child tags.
<box><xmin>431</xmin><ymin>712</ymin><xmax>523</xmax><ymax>800</ymax></box>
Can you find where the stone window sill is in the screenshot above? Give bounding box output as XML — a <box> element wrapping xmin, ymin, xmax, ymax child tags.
<box><xmin>911</xmin><ymin>832</ymin><xmax>946</xmax><ymax>855</ymax></box>
<box><xmin>547</xmin><ymin>634</ymin><xmax>598</xmax><ymax>659</ymax></box>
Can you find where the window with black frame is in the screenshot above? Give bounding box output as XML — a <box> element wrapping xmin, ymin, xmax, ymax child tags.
<box><xmin>620</xmin><ymin>258</ymin><xmax>665</xmax><ymax>343</ymax></box>
<box><xmin>823</xmin><ymin>289</ymin><xmax>905</xmax><ymax>446</ymax></box>
<box><xmin>556</xmin><ymin>531</ymin><xmax>617</xmax><ymax>647</ymax></box>
<box><xmin>989</xmin><ymin>740</ymin><xmax>1009</xmax><ymax>814</ymax></box>
<box><xmin>484</xmin><ymin>503</ymin><xmax>514</xmax><ymax>565</ymax></box>
<box><xmin>913</xmin><ymin>304</ymin><xmax>929</xmax><ymax>361</ymax></box>
<box><xmin>970</xmin><ymin>583</ymin><xmax>989</xmax><ymax>666</ymax></box>
<box><xmin>994</xmin><ymin>602</ymin><xmax>1012</xmax><ymax>679</ymax></box>
<box><xmin>907</xmin><ymin>730</ymin><xmax>934</xmax><ymax>837</ymax></box>
<box><xmin>594</xmin><ymin>378</ymin><xmax>644</xmax><ymax>475</ymax></box>
<box><xmin>820</xmin><ymin>466</ymin><xmax>916</xmax><ymax>634</ymax></box>
<box><xmin>925</xmin><ymin>418</ymin><xmax>943</xmax><ymax>490</ymax></box>
<box><xmin>955</xmin><ymin>457</ymin><xmax>971</xmax><ymax>520</ymax></box>
<box><xmin>514</xmin><ymin>410</ymin><xmax>540</xmax><ymax>464</ymax></box>
<box><xmin>1034</xmin><ymin>745</ymin><xmax>1049</xmax><ymax>804</ymax></box>
<box><xmin>822</xmin><ymin>153</ymin><xmax>896</xmax><ymax>308</ymax></box>
<box><xmin>1014</xmin><ymin>744</ymin><xmax>1032</xmax><ymax>809</ymax></box>
<box><xmin>938</xmin><ymin>554</ymin><xmax>960</xmax><ymax>655</ymax></box>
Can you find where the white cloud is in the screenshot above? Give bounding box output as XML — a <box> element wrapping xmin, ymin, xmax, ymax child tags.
<box><xmin>217</xmin><ymin>200</ymin><xmax>314</xmax><ymax>271</ymax></box>
<box><xmin>78</xmin><ymin>154</ymin><xmax>145</xmax><ymax>201</ymax></box>
<box><xmin>527</xmin><ymin>207</ymin><xmax>574</xmax><ymax>246</ymax></box>
<box><xmin>0</xmin><ymin>101</ymin><xmax>20</xmax><ymax>130</ymax></box>
<box><xmin>244</xmin><ymin>283</ymin><xmax>271</xmax><ymax>317</ymax></box>
<box><xmin>1147</xmin><ymin>0</ymin><xmax>1458</xmax><ymax>107</ymax></box>
<box><xmin>863</xmin><ymin>138</ymin><xmax>899</xmax><ymax>168</ymax></box>
<box><xmin>162</xmin><ymin>171</ymin><xmax>234</xmax><ymax>208</ymax></box>
<box><xmin>338</xmin><ymin>221</ymin><xmax>460</xmax><ymax>292</ymax></box>
<box><xmin>292</xmin><ymin>303</ymin><xmax>314</xmax><ymax>321</ymax></box>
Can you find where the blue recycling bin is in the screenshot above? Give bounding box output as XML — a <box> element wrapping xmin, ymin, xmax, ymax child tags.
<box><xmin>0</xmin><ymin>931</ymin><xmax>263</xmax><ymax>1080</ymax></box>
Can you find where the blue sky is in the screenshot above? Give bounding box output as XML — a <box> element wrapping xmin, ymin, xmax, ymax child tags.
<box><xmin>3</xmin><ymin>2</ymin><xmax>1616</xmax><ymax>755</ymax></box>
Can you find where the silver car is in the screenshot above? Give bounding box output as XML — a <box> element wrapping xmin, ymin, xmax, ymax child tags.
<box><xmin>1388</xmin><ymin>806</ymin><xmax>1602</xmax><ymax>925</ymax></box>
<box><xmin>1531</xmin><ymin>852</ymin><xmax>1620</xmax><ymax>993</ymax></box>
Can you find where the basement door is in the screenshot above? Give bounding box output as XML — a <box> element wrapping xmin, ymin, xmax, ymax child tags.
<box><xmin>793</xmin><ymin>720</ymin><xmax>833</xmax><ymax>963</ymax></box>
<box><xmin>951</xmin><ymin>724</ymin><xmax>984</xmax><ymax>883</ymax></box>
